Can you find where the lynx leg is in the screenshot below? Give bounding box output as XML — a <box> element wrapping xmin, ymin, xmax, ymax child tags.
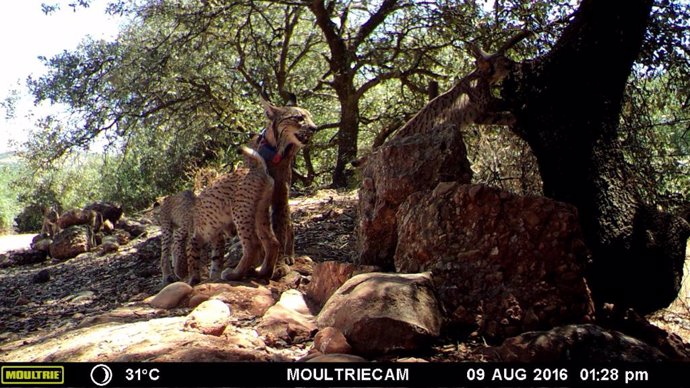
<box><xmin>186</xmin><ymin>233</ymin><xmax>204</xmax><ymax>285</ymax></box>
<box><xmin>208</xmin><ymin>233</ymin><xmax>225</xmax><ymax>281</ymax></box>
<box><xmin>160</xmin><ymin>226</ymin><xmax>175</xmax><ymax>285</ymax></box>
<box><xmin>221</xmin><ymin>205</ymin><xmax>261</xmax><ymax>281</ymax></box>
<box><xmin>271</xmin><ymin>198</ymin><xmax>294</xmax><ymax>265</ymax></box>
<box><xmin>283</xmin><ymin>219</ymin><xmax>295</xmax><ymax>266</ymax></box>
<box><xmin>172</xmin><ymin>228</ymin><xmax>188</xmax><ymax>280</ymax></box>
<box><xmin>256</xmin><ymin>196</ymin><xmax>280</xmax><ymax>280</ymax></box>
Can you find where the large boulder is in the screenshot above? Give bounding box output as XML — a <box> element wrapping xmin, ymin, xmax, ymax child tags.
<box><xmin>317</xmin><ymin>272</ymin><xmax>443</xmax><ymax>356</ymax></box>
<box><xmin>56</xmin><ymin>209</ymin><xmax>100</xmax><ymax>230</ymax></box>
<box><xmin>304</xmin><ymin>261</ymin><xmax>379</xmax><ymax>309</ymax></box>
<box><xmin>356</xmin><ymin>124</ymin><xmax>472</xmax><ymax>269</ymax></box>
<box><xmin>49</xmin><ymin>225</ymin><xmax>93</xmax><ymax>261</ymax></box>
<box><xmin>84</xmin><ymin>202</ymin><xmax>123</xmax><ymax>224</ymax></box>
<box><xmin>395</xmin><ymin>183</ymin><xmax>594</xmax><ymax>341</ymax></box>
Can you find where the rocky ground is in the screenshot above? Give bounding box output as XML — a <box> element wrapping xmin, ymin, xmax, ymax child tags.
<box><xmin>0</xmin><ymin>189</ymin><xmax>688</xmax><ymax>363</ymax></box>
<box><xmin>0</xmin><ymin>190</ymin><xmax>364</xmax><ymax>361</ymax></box>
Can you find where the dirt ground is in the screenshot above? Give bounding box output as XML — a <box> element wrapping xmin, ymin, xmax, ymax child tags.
<box><xmin>0</xmin><ymin>190</ymin><xmax>358</xmax><ymax>351</ymax></box>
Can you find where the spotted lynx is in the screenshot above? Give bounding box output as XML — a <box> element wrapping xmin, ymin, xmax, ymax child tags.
<box><xmin>354</xmin><ymin>33</ymin><xmax>530</xmax><ymax>267</ymax></box>
<box><xmin>40</xmin><ymin>206</ymin><xmax>60</xmax><ymax>239</ymax></box>
<box><xmin>159</xmin><ymin>97</ymin><xmax>316</xmax><ymax>285</ymax></box>
<box><xmin>251</xmin><ymin>95</ymin><xmax>317</xmax><ymax>270</ymax></box>
<box><xmin>159</xmin><ymin>146</ymin><xmax>277</xmax><ymax>285</ymax></box>
<box><xmin>159</xmin><ymin>190</ymin><xmax>195</xmax><ymax>283</ymax></box>
<box><xmin>390</xmin><ymin>37</ymin><xmax>525</xmax><ymax>140</ymax></box>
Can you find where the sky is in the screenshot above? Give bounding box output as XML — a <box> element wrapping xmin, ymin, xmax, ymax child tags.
<box><xmin>0</xmin><ymin>1</ymin><xmax>124</xmax><ymax>154</ymax></box>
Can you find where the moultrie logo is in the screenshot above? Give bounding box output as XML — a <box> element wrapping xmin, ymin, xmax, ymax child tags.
<box><xmin>1</xmin><ymin>365</ymin><xmax>65</xmax><ymax>385</ymax></box>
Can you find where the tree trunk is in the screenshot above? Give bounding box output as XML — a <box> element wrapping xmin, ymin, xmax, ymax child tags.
<box><xmin>503</xmin><ymin>0</ymin><xmax>690</xmax><ymax>314</ymax></box>
<box><xmin>331</xmin><ymin>82</ymin><xmax>360</xmax><ymax>188</ymax></box>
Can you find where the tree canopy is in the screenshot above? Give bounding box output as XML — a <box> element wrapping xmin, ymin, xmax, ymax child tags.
<box><xmin>9</xmin><ymin>0</ymin><xmax>690</xmax><ymax>215</ymax></box>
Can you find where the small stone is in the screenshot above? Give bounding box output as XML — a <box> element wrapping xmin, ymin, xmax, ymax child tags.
<box><xmin>32</xmin><ymin>269</ymin><xmax>50</xmax><ymax>284</ymax></box>
<box><xmin>147</xmin><ymin>282</ymin><xmax>193</xmax><ymax>309</ymax></box>
<box><xmin>314</xmin><ymin>327</ymin><xmax>352</xmax><ymax>354</ymax></box>
<box><xmin>257</xmin><ymin>291</ymin><xmax>316</xmax><ymax>345</ymax></box>
<box><xmin>190</xmin><ymin>283</ymin><xmax>274</xmax><ymax>319</ymax></box>
<box><xmin>15</xmin><ymin>294</ymin><xmax>30</xmax><ymax>306</ymax></box>
<box><xmin>184</xmin><ymin>299</ymin><xmax>232</xmax><ymax>336</ymax></box>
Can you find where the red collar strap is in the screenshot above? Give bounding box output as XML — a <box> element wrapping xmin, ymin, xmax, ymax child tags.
<box><xmin>258</xmin><ymin>135</ymin><xmax>283</xmax><ymax>164</ymax></box>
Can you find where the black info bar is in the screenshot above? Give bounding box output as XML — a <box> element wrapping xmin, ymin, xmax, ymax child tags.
<box><xmin>0</xmin><ymin>362</ymin><xmax>685</xmax><ymax>387</ymax></box>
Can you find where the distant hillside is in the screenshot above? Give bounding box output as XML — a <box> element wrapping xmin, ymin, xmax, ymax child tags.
<box><xmin>0</xmin><ymin>152</ymin><xmax>20</xmax><ymax>166</ymax></box>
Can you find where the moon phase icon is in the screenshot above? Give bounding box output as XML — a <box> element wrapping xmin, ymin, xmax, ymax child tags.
<box><xmin>90</xmin><ymin>364</ymin><xmax>113</xmax><ymax>386</ymax></box>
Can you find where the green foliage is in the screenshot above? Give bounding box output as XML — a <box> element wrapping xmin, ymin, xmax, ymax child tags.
<box><xmin>0</xmin><ymin>163</ymin><xmax>24</xmax><ymax>233</ymax></box>
<box><xmin>622</xmin><ymin>73</ymin><xmax>690</xmax><ymax>208</ymax></box>
<box><xmin>437</xmin><ymin>0</ymin><xmax>690</xmax><ymax>206</ymax></box>
<box><xmin>25</xmin><ymin>0</ymin><xmax>477</xmax><ymax>191</ymax></box>
<box><xmin>11</xmin><ymin>153</ymin><xmax>106</xmax><ymax>232</ymax></box>
<box><xmin>15</xmin><ymin>0</ymin><xmax>690</xmax><ymax>213</ymax></box>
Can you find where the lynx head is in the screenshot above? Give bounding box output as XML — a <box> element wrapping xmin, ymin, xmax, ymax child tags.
<box><xmin>260</xmin><ymin>94</ymin><xmax>317</xmax><ymax>157</ymax></box>
<box><xmin>469</xmin><ymin>30</ymin><xmax>532</xmax><ymax>85</ymax></box>
<box><xmin>42</xmin><ymin>205</ymin><xmax>59</xmax><ymax>222</ymax></box>
<box><xmin>469</xmin><ymin>45</ymin><xmax>515</xmax><ymax>85</ymax></box>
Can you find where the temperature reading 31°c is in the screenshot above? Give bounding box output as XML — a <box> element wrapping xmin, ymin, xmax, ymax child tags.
<box><xmin>125</xmin><ymin>368</ymin><xmax>160</xmax><ymax>382</ymax></box>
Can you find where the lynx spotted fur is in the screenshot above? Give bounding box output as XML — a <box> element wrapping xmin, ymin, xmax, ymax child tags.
<box><xmin>251</xmin><ymin>96</ymin><xmax>317</xmax><ymax>268</ymax></box>
<box><xmin>159</xmin><ymin>190</ymin><xmax>195</xmax><ymax>283</ymax></box>
<box><xmin>159</xmin><ymin>97</ymin><xmax>316</xmax><ymax>285</ymax></box>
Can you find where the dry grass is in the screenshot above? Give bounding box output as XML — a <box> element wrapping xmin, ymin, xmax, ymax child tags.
<box><xmin>649</xmin><ymin>258</ymin><xmax>690</xmax><ymax>344</ymax></box>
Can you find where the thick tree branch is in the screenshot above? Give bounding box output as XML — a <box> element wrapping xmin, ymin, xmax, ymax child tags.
<box><xmin>352</xmin><ymin>0</ymin><xmax>401</xmax><ymax>48</ymax></box>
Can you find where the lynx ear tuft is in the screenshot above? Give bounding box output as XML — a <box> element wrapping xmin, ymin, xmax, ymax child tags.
<box><xmin>286</xmin><ymin>92</ymin><xmax>297</xmax><ymax>107</ymax></box>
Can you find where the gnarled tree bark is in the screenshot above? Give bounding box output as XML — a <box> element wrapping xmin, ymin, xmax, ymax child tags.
<box><xmin>502</xmin><ymin>0</ymin><xmax>690</xmax><ymax>314</ymax></box>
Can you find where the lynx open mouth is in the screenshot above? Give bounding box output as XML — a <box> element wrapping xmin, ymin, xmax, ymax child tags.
<box><xmin>295</xmin><ymin>131</ymin><xmax>312</xmax><ymax>144</ymax></box>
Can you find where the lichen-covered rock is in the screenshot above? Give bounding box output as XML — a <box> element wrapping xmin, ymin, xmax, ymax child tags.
<box><xmin>317</xmin><ymin>272</ymin><xmax>442</xmax><ymax>355</ymax></box>
<box><xmin>356</xmin><ymin>124</ymin><xmax>472</xmax><ymax>269</ymax></box>
<box><xmin>395</xmin><ymin>183</ymin><xmax>594</xmax><ymax>341</ymax></box>
<box><xmin>49</xmin><ymin>225</ymin><xmax>93</xmax><ymax>261</ymax></box>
